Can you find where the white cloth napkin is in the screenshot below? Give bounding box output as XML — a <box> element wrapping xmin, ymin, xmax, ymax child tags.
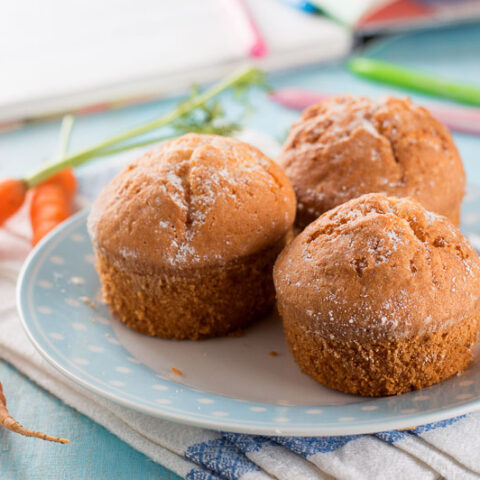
<box><xmin>1</xmin><ymin>131</ymin><xmax>480</xmax><ymax>480</ymax></box>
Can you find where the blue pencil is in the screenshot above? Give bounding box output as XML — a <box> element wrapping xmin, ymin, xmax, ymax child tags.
<box><xmin>278</xmin><ymin>0</ymin><xmax>318</xmax><ymax>14</ymax></box>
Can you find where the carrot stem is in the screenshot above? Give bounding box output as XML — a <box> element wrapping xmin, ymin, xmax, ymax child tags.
<box><xmin>82</xmin><ymin>133</ymin><xmax>178</xmax><ymax>158</ymax></box>
<box><xmin>56</xmin><ymin>115</ymin><xmax>75</xmax><ymax>159</ymax></box>
<box><xmin>24</xmin><ymin>66</ymin><xmax>260</xmax><ymax>188</ymax></box>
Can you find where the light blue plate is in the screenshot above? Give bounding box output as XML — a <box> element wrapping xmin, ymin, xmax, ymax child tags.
<box><xmin>17</xmin><ymin>193</ymin><xmax>480</xmax><ymax>436</ymax></box>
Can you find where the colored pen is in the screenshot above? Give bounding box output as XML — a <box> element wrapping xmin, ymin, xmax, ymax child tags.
<box><xmin>278</xmin><ymin>0</ymin><xmax>319</xmax><ymax>14</ymax></box>
<box><xmin>348</xmin><ymin>57</ymin><xmax>480</xmax><ymax>107</ymax></box>
<box><xmin>270</xmin><ymin>88</ymin><xmax>480</xmax><ymax>136</ymax></box>
<box><xmin>219</xmin><ymin>0</ymin><xmax>268</xmax><ymax>58</ymax></box>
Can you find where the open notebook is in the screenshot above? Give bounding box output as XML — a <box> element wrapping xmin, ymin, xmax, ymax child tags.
<box><xmin>310</xmin><ymin>0</ymin><xmax>480</xmax><ymax>32</ymax></box>
<box><xmin>0</xmin><ymin>0</ymin><xmax>350</xmax><ymax>125</ymax></box>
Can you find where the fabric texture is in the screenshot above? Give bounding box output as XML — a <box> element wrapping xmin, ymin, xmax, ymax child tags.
<box><xmin>1</xmin><ymin>132</ymin><xmax>479</xmax><ymax>480</ymax></box>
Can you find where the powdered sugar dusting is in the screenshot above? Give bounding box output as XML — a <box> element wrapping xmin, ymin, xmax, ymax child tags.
<box><xmin>280</xmin><ymin>193</ymin><xmax>480</xmax><ymax>341</ymax></box>
<box><xmin>89</xmin><ymin>134</ymin><xmax>294</xmax><ymax>268</ymax></box>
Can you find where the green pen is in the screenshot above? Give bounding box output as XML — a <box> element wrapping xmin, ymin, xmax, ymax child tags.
<box><xmin>348</xmin><ymin>57</ymin><xmax>480</xmax><ymax>106</ymax></box>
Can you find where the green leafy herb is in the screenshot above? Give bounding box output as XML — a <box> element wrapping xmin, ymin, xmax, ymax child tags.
<box><xmin>24</xmin><ymin>66</ymin><xmax>267</xmax><ymax>188</ymax></box>
<box><xmin>171</xmin><ymin>98</ymin><xmax>240</xmax><ymax>137</ymax></box>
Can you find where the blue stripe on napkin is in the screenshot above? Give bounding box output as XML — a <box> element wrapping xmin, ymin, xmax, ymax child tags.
<box><xmin>186</xmin><ymin>468</ymin><xmax>225</xmax><ymax>480</ymax></box>
<box><xmin>185</xmin><ymin>437</ymin><xmax>262</xmax><ymax>480</ymax></box>
<box><xmin>221</xmin><ymin>433</ymin><xmax>273</xmax><ymax>453</ymax></box>
<box><xmin>272</xmin><ymin>434</ymin><xmax>359</xmax><ymax>456</ymax></box>
<box><xmin>376</xmin><ymin>416</ymin><xmax>465</xmax><ymax>443</ymax></box>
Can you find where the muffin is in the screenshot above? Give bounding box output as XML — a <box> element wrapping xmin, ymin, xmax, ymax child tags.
<box><xmin>278</xmin><ymin>96</ymin><xmax>465</xmax><ymax>229</ymax></box>
<box><xmin>88</xmin><ymin>134</ymin><xmax>296</xmax><ymax>340</ymax></box>
<box><xmin>274</xmin><ymin>193</ymin><xmax>480</xmax><ymax>396</ymax></box>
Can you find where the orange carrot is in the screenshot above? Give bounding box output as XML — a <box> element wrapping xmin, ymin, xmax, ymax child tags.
<box><xmin>0</xmin><ymin>381</ymin><xmax>69</xmax><ymax>443</ymax></box>
<box><xmin>0</xmin><ymin>179</ymin><xmax>27</xmax><ymax>226</ymax></box>
<box><xmin>30</xmin><ymin>169</ymin><xmax>76</xmax><ymax>246</ymax></box>
<box><xmin>44</xmin><ymin>168</ymin><xmax>77</xmax><ymax>200</ymax></box>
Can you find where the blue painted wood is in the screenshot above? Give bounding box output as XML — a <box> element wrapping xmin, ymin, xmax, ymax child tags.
<box><xmin>0</xmin><ymin>361</ymin><xmax>180</xmax><ymax>479</ymax></box>
<box><xmin>0</xmin><ymin>23</ymin><xmax>479</xmax><ymax>479</ymax></box>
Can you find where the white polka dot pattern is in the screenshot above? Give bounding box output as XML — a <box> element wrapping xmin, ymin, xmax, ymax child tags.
<box><xmin>16</xmin><ymin>209</ymin><xmax>480</xmax><ymax>436</ymax></box>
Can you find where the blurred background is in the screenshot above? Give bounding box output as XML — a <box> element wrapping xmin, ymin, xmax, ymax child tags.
<box><xmin>1</xmin><ymin>0</ymin><xmax>480</xmax><ymax>128</ymax></box>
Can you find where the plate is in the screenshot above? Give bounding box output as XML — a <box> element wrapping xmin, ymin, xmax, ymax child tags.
<box><xmin>17</xmin><ymin>193</ymin><xmax>480</xmax><ymax>436</ymax></box>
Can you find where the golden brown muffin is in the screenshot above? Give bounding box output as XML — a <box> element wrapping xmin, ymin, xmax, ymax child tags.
<box><xmin>274</xmin><ymin>193</ymin><xmax>480</xmax><ymax>396</ymax></box>
<box><xmin>88</xmin><ymin>134</ymin><xmax>296</xmax><ymax>340</ymax></box>
<box><xmin>278</xmin><ymin>96</ymin><xmax>465</xmax><ymax>229</ymax></box>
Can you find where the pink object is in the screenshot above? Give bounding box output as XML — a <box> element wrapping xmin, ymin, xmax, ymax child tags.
<box><xmin>219</xmin><ymin>0</ymin><xmax>268</xmax><ymax>58</ymax></box>
<box><xmin>269</xmin><ymin>88</ymin><xmax>330</xmax><ymax>110</ymax></box>
<box><xmin>270</xmin><ymin>88</ymin><xmax>480</xmax><ymax>137</ymax></box>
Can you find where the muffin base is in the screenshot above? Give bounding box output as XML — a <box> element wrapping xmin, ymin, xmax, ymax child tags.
<box><xmin>283</xmin><ymin>312</ymin><xmax>480</xmax><ymax>396</ymax></box>
<box><xmin>95</xmin><ymin>238</ymin><xmax>287</xmax><ymax>340</ymax></box>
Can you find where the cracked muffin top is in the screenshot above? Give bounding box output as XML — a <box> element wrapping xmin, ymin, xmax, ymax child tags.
<box><xmin>88</xmin><ymin>134</ymin><xmax>296</xmax><ymax>271</ymax></box>
<box><xmin>278</xmin><ymin>96</ymin><xmax>465</xmax><ymax>228</ymax></box>
<box><xmin>273</xmin><ymin>193</ymin><xmax>480</xmax><ymax>341</ymax></box>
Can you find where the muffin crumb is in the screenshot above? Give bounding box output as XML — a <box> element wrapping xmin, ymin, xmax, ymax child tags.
<box><xmin>278</xmin><ymin>96</ymin><xmax>465</xmax><ymax>228</ymax></box>
<box><xmin>274</xmin><ymin>193</ymin><xmax>480</xmax><ymax>396</ymax></box>
<box><xmin>81</xmin><ymin>296</ymin><xmax>95</xmax><ymax>308</ymax></box>
<box><xmin>88</xmin><ymin>134</ymin><xmax>296</xmax><ymax>339</ymax></box>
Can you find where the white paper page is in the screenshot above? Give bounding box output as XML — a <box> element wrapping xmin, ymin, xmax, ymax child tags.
<box><xmin>0</xmin><ymin>0</ymin><xmax>239</xmax><ymax>104</ymax></box>
<box><xmin>0</xmin><ymin>0</ymin><xmax>351</xmax><ymax>122</ymax></box>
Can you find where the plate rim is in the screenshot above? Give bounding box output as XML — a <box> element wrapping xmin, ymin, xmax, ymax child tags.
<box><xmin>17</xmin><ymin>209</ymin><xmax>480</xmax><ymax>436</ymax></box>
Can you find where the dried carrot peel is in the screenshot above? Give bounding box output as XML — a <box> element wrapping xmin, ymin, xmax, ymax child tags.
<box><xmin>0</xmin><ymin>381</ymin><xmax>69</xmax><ymax>444</ymax></box>
<box><xmin>30</xmin><ymin>169</ymin><xmax>76</xmax><ymax>246</ymax></box>
<box><xmin>0</xmin><ymin>178</ymin><xmax>27</xmax><ymax>226</ymax></box>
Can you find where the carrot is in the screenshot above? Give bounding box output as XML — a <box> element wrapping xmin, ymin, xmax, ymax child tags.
<box><xmin>0</xmin><ymin>179</ymin><xmax>27</xmax><ymax>226</ymax></box>
<box><xmin>28</xmin><ymin>116</ymin><xmax>77</xmax><ymax>246</ymax></box>
<box><xmin>0</xmin><ymin>381</ymin><xmax>69</xmax><ymax>444</ymax></box>
<box><xmin>30</xmin><ymin>170</ymin><xmax>76</xmax><ymax>246</ymax></box>
<box><xmin>0</xmin><ymin>169</ymin><xmax>74</xmax><ymax>232</ymax></box>
<box><xmin>44</xmin><ymin>168</ymin><xmax>77</xmax><ymax>200</ymax></box>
